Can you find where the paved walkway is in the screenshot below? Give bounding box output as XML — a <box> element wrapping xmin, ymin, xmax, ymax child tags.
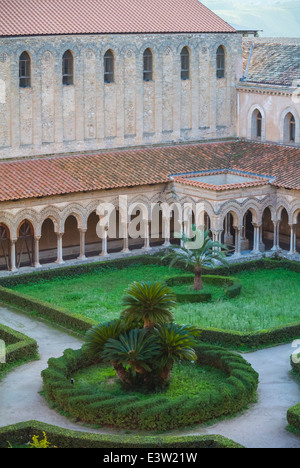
<box><xmin>0</xmin><ymin>305</ymin><xmax>299</xmax><ymax>447</ymax></box>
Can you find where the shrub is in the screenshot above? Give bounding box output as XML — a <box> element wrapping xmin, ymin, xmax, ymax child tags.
<box><xmin>165</xmin><ymin>275</ymin><xmax>242</xmax><ymax>303</ymax></box>
<box><xmin>0</xmin><ymin>421</ymin><xmax>244</xmax><ymax>448</ymax></box>
<box><xmin>41</xmin><ymin>343</ymin><xmax>258</xmax><ymax>431</ymax></box>
<box><xmin>0</xmin><ymin>323</ymin><xmax>38</xmax><ymax>380</ymax></box>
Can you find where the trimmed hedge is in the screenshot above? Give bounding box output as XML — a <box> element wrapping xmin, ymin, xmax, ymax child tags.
<box><xmin>1</xmin><ymin>255</ymin><xmax>300</xmax><ymax>348</ymax></box>
<box><xmin>41</xmin><ymin>343</ymin><xmax>258</xmax><ymax>432</ymax></box>
<box><xmin>0</xmin><ymin>323</ymin><xmax>38</xmax><ymax>380</ymax></box>
<box><xmin>0</xmin><ymin>420</ymin><xmax>244</xmax><ymax>448</ymax></box>
<box><xmin>287</xmin><ymin>352</ymin><xmax>300</xmax><ymax>433</ymax></box>
<box><xmin>0</xmin><ymin>287</ymin><xmax>96</xmax><ymax>335</ymax></box>
<box><xmin>165</xmin><ymin>275</ymin><xmax>242</xmax><ymax>303</ymax></box>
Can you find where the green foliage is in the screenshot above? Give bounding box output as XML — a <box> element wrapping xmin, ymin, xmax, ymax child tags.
<box><xmin>121</xmin><ymin>281</ymin><xmax>177</xmax><ymax>328</ymax></box>
<box><xmin>102</xmin><ymin>328</ymin><xmax>161</xmax><ymax>375</ymax></box>
<box><xmin>3</xmin><ymin>256</ymin><xmax>300</xmax><ymax>350</ymax></box>
<box><xmin>41</xmin><ymin>342</ymin><xmax>258</xmax><ymax>431</ymax></box>
<box><xmin>83</xmin><ymin>319</ymin><xmax>131</xmax><ymax>358</ymax></box>
<box><xmin>0</xmin><ymin>323</ymin><xmax>38</xmax><ymax>381</ymax></box>
<box><xmin>163</xmin><ymin>226</ymin><xmax>229</xmax><ymax>289</ymax></box>
<box><xmin>84</xmin><ymin>280</ymin><xmax>200</xmax><ymax>390</ymax></box>
<box><xmin>0</xmin><ymin>421</ymin><xmax>245</xmax><ymax>448</ymax></box>
<box><xmin>166</xmin><ymin>275</ymin><xmax>242</xmax><ymax>303</ymax></box>
<box><xmin>29</xmin><ymin>432</ymin><xmax>54</xmax><ymax>449</ymax></box>
<box><xmin>154</xmin><ymin>323</ymin><xmax>200</xmax><ymax>368</ymax></box>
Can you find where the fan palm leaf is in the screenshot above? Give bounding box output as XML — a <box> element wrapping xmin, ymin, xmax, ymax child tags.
<box><xmin>154</xmin><ymin>323</ymin><xmax>201</xmax><ymax>368</ymax></box>
<box><xmin>83</xmin><ymin>318</ymin><xmax>130</xmax><ymax>357</ymax></box>
<box><xmin>101</xmin><ymin>328</ymin><xmax>161</xmax><ymax>375</ymax></box>
<box><xmin>121</xmin><ymin>281</ymin><xmax>177</xmax><ymax>328</ymax></box>
<box><xmin>164</xmin><ymin>225</ymin><xmax>229</xmax><ymax>290</ymax></box>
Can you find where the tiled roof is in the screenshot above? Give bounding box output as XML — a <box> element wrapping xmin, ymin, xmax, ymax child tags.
<box><xmin>242</xmin><ymin>38</ymin><xmax>300</xmax><ymax>86</ymax></box>
<box><xmin>0</xmin><ymin>0</ymin><xmax>235</xmax><ymax>37</ymax></box>
<box><xmin>172</xmin><ymin>170</ymin><xmax>271</xmax><ymax>191</ymax></box>
<box><xmin>0</xmin><ymin>140</ymin><xmax>300</xmax><ymax>202</ymax></box>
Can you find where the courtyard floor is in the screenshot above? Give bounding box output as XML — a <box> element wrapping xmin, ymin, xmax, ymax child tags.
<box><xmin>0</xmin><ymin>304</ymin><xmax>299</xmax><ymax>448</ymax></box>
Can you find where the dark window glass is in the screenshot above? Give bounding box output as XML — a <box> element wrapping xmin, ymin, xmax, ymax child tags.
<box><xmin>216</xmin><ymin>46</ymin><xmax>225</xmax><ymax>79</ymax></box>
<box><xmin>290</xmin><ymin>115</ymin><xmax>296</xmax><ymax>142</ymax></box>
<box><xmin>62</xmin><ymin>50</ymin><xmax>74</xmax><ymax>85</ymax></box>
<box><xmin>256</xmin><ymin>111</ymin><xmax>262</xmax><ymax>138</ymax></box>
<box><xmin>181</xmin><ymin>47</ymin><xmax>189</xmax><ymax>80</ymax></box>
<box><xmin>143</xmin><ymin>49</ymin><xmax>153</xmax><ymax>81</ymax></box>
<box><xmin>19</xmin><ymin>52</ymin><xmax>31</xmax><ymax>88</ymax></box>
<box><xmin>104</xmin><ymin>50</ymin><xmax>114</xmax><ymax>83</ymax></box>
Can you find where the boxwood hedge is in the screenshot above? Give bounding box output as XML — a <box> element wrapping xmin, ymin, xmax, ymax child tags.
<box><xmin>0</xmin><ymin>420</ymin><xmax>244</xmax><ymax>448</ymax></box>
<box><xmin>1</xmin><ymin>255</ymin><xmax>300</xmax><ymax>349</ymax></box>
<box><xmin>165</xmin><ymin>275</ymin><xmax>242</xmax><ymax>302</ymax></box>
<box><xmin>41</xmin><ymin>343</ymin><xmax>258</xmax><ymax>432</ymax></box>
<box><xmin>0</xmin><ymin>323</ymin><xmax>38</xmax><ymax>380</ymax></box>
<box><xmin>287</xmin><ymin>352</ymin><xmax>300</xmax><ymax>433</ymax></box>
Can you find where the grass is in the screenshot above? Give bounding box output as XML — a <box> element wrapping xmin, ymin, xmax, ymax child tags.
<box><xmin>72</xmin><ymin>361</ymin><xmax>227</xmax><ymax>400</ymax></box>
<box><xmin>11</xmin><ymin>264</ymin><xmax>300</xmax><ymax>333</ymax></box>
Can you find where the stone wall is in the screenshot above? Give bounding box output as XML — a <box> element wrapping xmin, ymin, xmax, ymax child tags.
<box><xmin>237</xmin><ymin>85</ymin><xmax>300</xmax><ymax>146</ymax></box>
<box><xmin>0</xmin><ymin>32</ymin><xmax>242</xmax><ymax>160</ymax></box>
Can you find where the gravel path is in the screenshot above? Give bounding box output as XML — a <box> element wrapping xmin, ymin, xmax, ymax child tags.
<box><xmin>0</xmin><ymin>304</ymin><xmax>299</xmax><ymax>447</ymax></box>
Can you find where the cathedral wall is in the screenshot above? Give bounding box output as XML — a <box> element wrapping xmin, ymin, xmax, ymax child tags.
<box><xmin>0</xmin><ymin>32</ymin><xmax>242</xmax><ymax>160</ymax></box>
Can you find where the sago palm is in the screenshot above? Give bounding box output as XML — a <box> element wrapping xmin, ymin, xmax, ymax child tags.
<box><xmin>83</xmin><ymin>318</ymin><xmax>131</xmax><ymax>358</ymax></box>
<box><xmin>121</xmin><ymin>281</ymin><xmax>177</xmax><ymax>328</ymax></box>
<box><xmin>101</xmin><ymin>328</ymin><xmax>161</xmax><ymax>380</ymax></box>
<box><xmin>164</xmin><ymin>225</ymin><xmax>228</xmax><ymax>290</ymax></box>
<box><xmin>154</xmin><ymin>323</ymin><xmax>201</xmax><ymax>380</ymax></box>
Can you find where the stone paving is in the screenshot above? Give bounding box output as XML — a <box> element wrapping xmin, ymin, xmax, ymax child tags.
<box><xmin>0</xmin><ymin>304</ymin><xmax>299</xmax><ymax>448</ymax></box>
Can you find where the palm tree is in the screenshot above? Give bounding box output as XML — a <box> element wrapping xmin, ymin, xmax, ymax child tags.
<box><xmin>101</xmin><ymin>328</ymin><xmax>161</xmax><ymax>384</ymax></box>
<box><xmin>83</xmin><ymin>281</ymin><xmax>201</xmax><ymax>390</ymax></box>
<box><xmin>154</xmin><ymin>323</ymin><xmax>201</xmax><ymax>381</ymax></box>
<box><xmin>121</xmin><ymin>281</ymin><xmax>177</xmax><ymax>329</ymax></box>
<box><xmin>164</xmin><ymin>225</ymin><xmax>228</xmax><ymax>290</ymax></box>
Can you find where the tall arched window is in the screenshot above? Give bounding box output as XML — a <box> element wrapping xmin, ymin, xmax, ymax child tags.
<box><xmin>180</xmin><ymin>47</ymin><xmax>190</xmax><ymax>80</ymax></box>
<box><xmin>216</xmin><ymin>46</ymin><xmax>225</xmax><ymax>79</ymax></box>
<box><xmin>251</xmin><ymin>109</ymin><xmax>263</xmax><ymax>140</ymax></box>
<box><xmin>19</xmin><ymin>52</ymin><xmax>31</xmax><ymax>88</ymax></box>
<box><xmin>62</xmin><ymin>50</ymin><xmax>74</xmax><ymax>85</ymax></box>
<box><xmin>143</xmin><ymin>48</ymin><xmax>153</xmax><ymax>81</ymax></box>
<box><xmin>104</xmin><ymin>50</ymin><xmax>114</xmax><ymax>83</ymax></box>
<box><xmin>290</xmin><ymin>115</ymin><xmax>296</xmax><ymax>142</ymax></box>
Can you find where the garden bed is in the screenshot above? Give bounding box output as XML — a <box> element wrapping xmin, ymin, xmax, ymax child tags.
<box><xmin>0</xmin><ymin>323</ymin><xmax>38</xmax><ymax>381</ymax></box>
<box><xmin>1</xmin><ymin>256</ymin><xmax>300</xmax><ymax>349</ymax></box>
<box><xmin>41</xmin><ymin>343</ymin><xmax>258</xmax><ymax>432</ymax></box>
<box><xmin>165</xmin><ymin>275</ymin><xmax>242</xmax><ymax>302</ymax></box>
<box><xmin>0</xmin><ymin>420</ymin><xmax>244</xmax><ymax>448</ymax></box>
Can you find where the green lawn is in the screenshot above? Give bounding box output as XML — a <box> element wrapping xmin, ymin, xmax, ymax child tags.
<box><xmin>72</xmin><ymin>361</ymin><xmax>227</xmax><ymax>400</ymax></box>
<box><xmin>12</xmin><ymin>265</ymin><xmax>300</xmax><ymax>332</ymax></box>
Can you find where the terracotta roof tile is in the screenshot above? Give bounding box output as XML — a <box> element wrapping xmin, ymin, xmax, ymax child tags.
<box><xmin>0</xmin><ymin>141</ymin><xmax>299</xmax><ymax>202</ymax></box>
<box><xmin>0</xmin><ymin>0</ymin><xmax>235</xmax><ymax>37</ymax></box>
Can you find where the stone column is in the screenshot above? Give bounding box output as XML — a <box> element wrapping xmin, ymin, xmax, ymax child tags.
<box><xmin>233</xmin><ymin>226</ymin><xmax>242</xmax><ymax>257</ymax></box>
<box><xmin>122</xmin><ymin>222</ymin><xmax>130</xmax><ymax>254</ymax></box>
<box><xmin>143</xmin><ymin>220</ymin><xmax>151</xmax><ymax>251</ymax></box>
<box><xmin>100</xmin><ymin>226</ymin><xmax>109</xmax><ymax>257</ymax></box>
<box><xmin>212</xmin><ymin>229</ymin><xmax>223</xmax><ymax>253</ymax></box>
<box><xmin>78</xmin><ymin>229</ymin><xmax>87</xmax><ymax>261</ymax></box>
<box><xmin>163</xmin><ymin>215</ymin><xmax>171</xmax><ymax>247</ymax></box>
<box><xmin>252</xmin><ymin>224</ymin><xmax>261</xmax><ymax>254</ymax></box>
<box><xmin>289</xmin><ymin>224</ymin><xmax>297</xmax><ymax>255</ymax></box>
<box><xmin>224</xmin><ymin>213</ymin><xmax>233</xmax><ymax>245</ymax></box>
<box><xmin>55</xmin><ymin>233</ymin><xmax>64</xmax><ymax>264</ymax></box>
<box><xmin>10</xmin><ymin>239</ymin><xmax>17</xmax><ymax>272</ymax></box>
<box><xmin>34</xmin><ymin>236</ymin><xmax>42</xmax><ymax>268</ymax></box>
<box><xmin>271</xmin><ymin>221</ymin><xmax>280</xmax><ymax>251</ymax></box>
